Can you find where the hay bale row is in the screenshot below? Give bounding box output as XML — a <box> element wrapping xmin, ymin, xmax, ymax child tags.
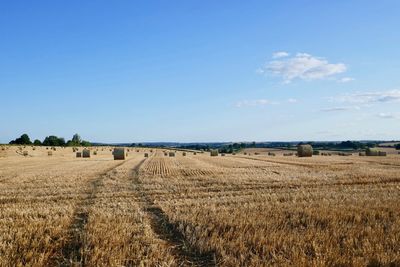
<box><xmin>359</xmin><ymin>152</ymin><xmax>366</xmax><ymax>156</ymax></box>
<box><xmin>366</xmin><ymin>148</ymin><xmax>386</xmax><ymax>157</ymax></box>
<box><xmin>283</xmin><ymin>153</ymin><xmax>294</xmax><ymax>156</ymax></box>
<box><xmin>268</xmin><ymin>152</ymin><xmax>276</xmax><ymax>156</ymax></box>
<box><xmin>297</xmin><ymin>145</ymin><xmax>313</xmax><ymax>157</ymax></box>
<box><xmin>321</xmin><ymin>152</ymin><xmax>332</xmax><ymax>156</ymax></box>
<box><xmin>378</xmin><ymin>151</ymin><xmax>387</xmax><ymax>156</ymax></box>
<box><xmin>338</xmin><ymin>152</ymin><xmax>352</xmax><ymax>156</ymax></box>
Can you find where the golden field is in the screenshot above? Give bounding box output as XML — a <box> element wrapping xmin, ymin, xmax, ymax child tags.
<box><xmin>0</xmin><ymin>146</ymin><xmax>400</xmax><ymax>266</ymax></box>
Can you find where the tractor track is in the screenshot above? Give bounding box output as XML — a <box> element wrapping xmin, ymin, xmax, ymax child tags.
<box><xmin>131</xmin><ymin>158</ymin><xmax>217</xmax><ymax>266</ymax></box>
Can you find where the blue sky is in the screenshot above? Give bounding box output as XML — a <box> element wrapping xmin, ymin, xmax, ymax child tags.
<box><xmin>1</xmin><ymin>1</ymin><xmax>400</xmax><ymax>143</ymax></box>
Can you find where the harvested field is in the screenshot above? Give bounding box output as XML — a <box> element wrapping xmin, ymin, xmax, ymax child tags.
<box><xmin>0</xmin><ymin>146</ymin><xmax>400</xmax><ymax>266</ymax></box>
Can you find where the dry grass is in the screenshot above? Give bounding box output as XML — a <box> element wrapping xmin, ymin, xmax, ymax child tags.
<box><xmin>0</xmin><ymin>146</ymin><xmax>400</xmax><ymax>266</ymax></box>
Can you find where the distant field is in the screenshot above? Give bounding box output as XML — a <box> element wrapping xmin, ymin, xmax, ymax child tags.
<box><xmin>1</xmin><ymin>146</ymin><xmax>400</xmax><ymax>266</ymax></box>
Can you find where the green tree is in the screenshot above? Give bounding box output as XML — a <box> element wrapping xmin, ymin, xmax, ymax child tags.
<box><xmin>33</xmin><ymin>139</ymin><xmax>42</xmax><ymax>146</ymax></box>
<box><xmin>80</xmin><ymin>140</ymin><xmax>91</xmax><ymax>147</ymax></box>
<box><xmin>72</xmin><ymin>134</ymin><xmax>82</xmax><ymax>145</ymax></box>
<box><xmin>42</xmin><ymin>136</ymin><xmax>65</xmax><ymax>146</ymax></box>
<box><xmin>395</xmin><ymin>143</ymin><xmax>400</xmax><ymax>150</ymax></box>
<box><xmin>9</xmin><ymin>134</ymin><xmax>32</xmax><ymax>145</ymax></box>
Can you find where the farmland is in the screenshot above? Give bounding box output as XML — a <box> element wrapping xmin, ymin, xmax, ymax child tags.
<box><xmin>0</xmin><ymin>146</ymin><xmax>400</xmax><ymax>266</ymax></box>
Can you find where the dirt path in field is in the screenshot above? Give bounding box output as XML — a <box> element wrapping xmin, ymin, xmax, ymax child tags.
<box><xmin>50</xmin><ymin>160</ymin><xmax>127</xmax><ymax>266</ymax></box>
<box><xmin>131</xmin><ymin>158</ymin><xmax>217</xmax><ymax>267</ymax></box>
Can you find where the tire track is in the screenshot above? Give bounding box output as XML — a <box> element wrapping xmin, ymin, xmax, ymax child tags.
<box><xmin>131</xmin><ymin>159</ymin><xmax>217</xmax><ymax>266</ymax></box>
<box><xmin>49</xmin><ymin>160</ymin><xmax>127</xmax><ymax>266</ymax></box>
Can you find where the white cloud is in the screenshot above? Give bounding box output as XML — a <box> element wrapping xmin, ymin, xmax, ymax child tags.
<box><xmin>287</xmin><ymin>98</ymin><xmax>298</xmax><ymax>103</ymax></box>
<box><xmin>320</xmin><ymin>106</ymin><xmax>355</xmax><ymax>112</ymax></box>
<box><xmin>262</xmin><ymin>52</ymin><xmax>347</xmax><ymax>83</ymax></box>
<box><xmin>377</xmin><ymin>113</ymin><xmax>395</xmax><ymax>119</ymax></box>
<box><xmin>333</xmin><ymin>90</ymin><xmax>400</xmax><ymax>104</ymax></box>
<box><xmin>272</xmin><ymin>51</ymin><xmax>289</xmax><ymax>59</ymax></box>
<box><xmin>235</xmin><ymin>99</ymin><xmax>278</xmax><ymax>108</ymax></box>
<box><xmin>338</xmin><ymin>77</ymin><xmax>355</xmax><ymax>83</ymax></box>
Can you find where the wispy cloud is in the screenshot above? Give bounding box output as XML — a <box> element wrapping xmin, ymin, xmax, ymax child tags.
<box><xmin>287</xmin><ymin>98</ymin><xmax>298</xmax><ymax>103</ymax></box>
<box><xmin>377</xmin><ymin>112</ymin><xmax>396</xmax><ymax>119</ymax></box>
<box><xmin>236</xmin><ymin>99</ymin><xmax>275</xmax><ymax>108</ymax></box>
<box><xmin>320</xmin><ymin>106</ymin><xmax>359</xmax><ymax>112</ymax></box>
<box><xmin>338</xmin><ymin>77</ymin><xmax>355</xmax><ymax>83</ymax></box>
<box><xmin>272</xmin><ymin>51</ymin><xmax>289</xmax><ymax>59</ymax></box>
<box><xmin>332</xmin><ymin>90</ymin><xmax>400</xmax><ymax>104</ymax></box>
<box><xmin>260</xmin><ymin>52</ymin><xmax>347</xmax><ymax>83</ymax></box>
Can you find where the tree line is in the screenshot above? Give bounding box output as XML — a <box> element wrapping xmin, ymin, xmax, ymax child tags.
<box><xmin>9</xmin><ymin>133</ymin><xmax>91</xmax><ymax>147</ymax></box>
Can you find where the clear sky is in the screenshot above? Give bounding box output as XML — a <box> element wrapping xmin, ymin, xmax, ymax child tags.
<box><xmin>1</xmin><ymin>1</ymin><xmax>400</xmax><ymax>143</ymax></box>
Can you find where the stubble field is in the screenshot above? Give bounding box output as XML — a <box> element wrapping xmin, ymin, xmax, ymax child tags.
<box><xmin>0</xmin><ymin>146</ymin><xmax>399</xmax><ymax>266</ymax></box>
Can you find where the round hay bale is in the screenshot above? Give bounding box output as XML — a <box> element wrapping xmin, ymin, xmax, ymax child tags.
<box><xmin>182</xmin><ymin>152</ymin><xmax>186</xmax><ymax>156</ymax></box>
<box><xmin>144</xmin><ymin>153</ymin><xmax>149</xmax><ymax>158</ymax></box>
<box><xmin>378</xmin><ymin>151</ymin><xmax>387</xmax><ymax>157</ymax></box>
<box><xmin>221</xmin><ymin>153</ymin><xmax>225</xmax><ymax>156</ymax></box>
<box><xmin>210</xmin><ymin>150</ymin><xmax>218</xmax><ymax>157</ymax></box>
<box><xmin>366</xmin><ymin>148</ymin><xmax>379</xmax><ymax>156</ymax></box>
<box><xmin>113</xmin><ymin>148</ymin><xmax>126</xmax><ymax>160</ymax></box>
<box><xmin>93</xmin><ymin>151</ymin><xmax>97</xmax><ymax>155</ymax></box>
<box><xmin>48</xmin><ymin>151</ymin><xmax>53</xmax><ymax>156</ymax></box>
<box><xmin>297</xmin><ymin>145</ymin><xmax>313</xmax><ymax>157</ymax></box>
<box><xmin>82</xmin><ymin>149</ymin><xmax>90</xmax><ymax>158</ymax></box>
<box><xmin>23</xmin><ymin>151</ymin><xmax>28</xmax><ymax>156</ymax></box>
<box><xmin>76</xmin><ymin>152</ymin><xmax>82</xmax><ymax>158</ymax></box>
<box><xmin>169</xmin><ymin>152</ymin><xmax>175</xmax><ymax>157</ymax></box>
<box><xmin>193</xmin><ymin>152</ymin><xmax>197</xmax><ymax>155</ymax></box>
<box><xmin>359</xmin><ymin>152</ymin><xmax>366</xmax><ymax>156</ymax></box>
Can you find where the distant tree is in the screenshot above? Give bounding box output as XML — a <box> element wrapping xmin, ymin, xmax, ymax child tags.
<box><xmin>33</xmin><ymin>139</ymin><xmax>42</xmax><ymax>146</ymax></box>
<box><xmin>80</xmin><ymin>140</ymin><xmax>91</xmax><ymax>147</ymax></box>
<box><xmin>9</xmin><ymin>134</ymin><xmax>32</xmax><ymax>145</ymax></box>
<box><xmin>42</xmin><ymin>136</ymin><xmax>65</xmax><ymax>146</ymax></box>
<box><xmin>66</xmin><ymin>140</ymin><xmax>74</xmax><ymax>146</ymax></box>
<box><xmin>130</xmin><ymin>143</ymin><xmax>136</xmax><ymax>147</ymax></box>
<box><xmin>395</xmin><ymin>143</ymin><xmax>400</xmax><ymax>150</ymax></box>
<box><xmin>72</xmin><ymin>134</ymin><xmax>82</xmax><ymax>144</ymax></box>
<box><xmin>58</xmin><ymin>137</ymin><xmax>66</xmax><ymax>146</ymax></box>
